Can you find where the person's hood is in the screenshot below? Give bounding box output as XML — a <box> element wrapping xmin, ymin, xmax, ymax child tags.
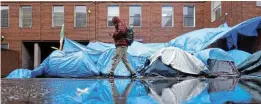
<box><xmin>112</xmin><ymin>16</ymin><xmax>121</xmax><ymax>24</ymax></box>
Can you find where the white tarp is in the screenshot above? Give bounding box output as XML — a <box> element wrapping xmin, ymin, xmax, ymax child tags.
<box><xmin>149</xmin><ymin>47</ymin><xmax>208</xmax><ymax>74</ymax></box>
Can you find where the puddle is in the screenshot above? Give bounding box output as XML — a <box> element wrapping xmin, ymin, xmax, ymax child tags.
<box><xmin>1</xmin><ymin>78</ymin><xmax>261</xmax><ymax>104</ymax></box>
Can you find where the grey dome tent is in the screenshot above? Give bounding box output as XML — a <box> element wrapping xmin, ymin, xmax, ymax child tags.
<box><xmin>194</xmin><ymin>48</ymin><xmax>239</xmax><ymax>77</ymax></box>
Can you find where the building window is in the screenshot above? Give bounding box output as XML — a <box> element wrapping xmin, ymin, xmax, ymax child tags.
<box><xmin>211</xmin><ymin>1</ymin><xmax>221</xmax><ymax>22</ymax></box>
<box><xmin>1</xmin><ymin>6</ymin><xmax>9</xmax><ymax>28</ymax></box>
<box><xmin>19</xmin><ymin>6</ymin><xmax>32</xmax><ymax>28</ymax></box>
<box><xmin>162</xmin><ymin>5</ymin><xmax>173</xmax><ymax>27</ymax></box>
<box><xmin>1</xmin><ymin>43</ymin><xmax>9</xmax><ymax>49</ymax></box>
<box><xmin>183</xmin><ymin>5</ymin><xmax>195</xmax><ymax>27</ymax></box>
<box><xmin>129</xmin><ymin>5</ymin><xmax>141</xmax><ymax>27</ymax></box>
<box><xmin>52</xmin><ymin>6</ymin><xmax>64</xmax><ymax>27</ymax></box>
<box><xmin>74</xmin><ymin>6</ymin><xmax>86</xmax><ymax>28</ymax></box>
<box><xmin>107</xmin><ymin>5</ymin><xmax>119</xmax><ymax>27</ymax></box>
<box><xmin>256</xmin><ymin>1</ymin><xmax>261</xmax><ymax>6</ymax></box>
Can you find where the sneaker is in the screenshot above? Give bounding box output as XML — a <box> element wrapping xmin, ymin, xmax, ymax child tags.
<box><xmin>130</xmin><ymin>73</ymin><xmax>136</xmax><ymax>78</ymax></box>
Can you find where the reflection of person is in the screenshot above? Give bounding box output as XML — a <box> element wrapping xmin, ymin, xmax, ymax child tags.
<box><xmin>109</xmin><ymin>79</ymin><xmax>134</xmax><ymax>104</ymax></box>
<box><xmin>108</xmin><ymin>16</ymin><xmax>136</xmax><ymax>78</ymax></box>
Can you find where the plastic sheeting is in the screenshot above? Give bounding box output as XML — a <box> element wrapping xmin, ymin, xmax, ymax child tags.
<box><xmin>237</xmin><ymin>50</ymin><xmax>261</xmax><ymax>75</ymax></box>
<box><xmin>139</xmin><ymin>57</ymin><xmax>180</xmax><ymax>77</ymax></box>
<box><xmin>87</xmin><ymin>41</ymin><xmax>155</xmax><ymax>57</ymax></box>
<box><xmin>194</xmin><ymin>48</ymin><xmax>239</xmax><ymax>76</ymax></box>
<box><xmin>6</xmin><ymin>69</ymin><xmax>32</xmax><ymax>78</ymax></box>
<box><xmin>227</xmin><ymin>49</ymin><xmax>251</xmax><ymax>66</ymax></box>
<box><xmin>224</xmin><ymin>16</ymin><xmax>261</xmax><ymax>49</ymax></box>
<box><xmin>32</xmin><ymin>50</ymin><xmax>100</xmax><ymax>78</ymax></box>
<box><xmin>149</xmin><ymin>47</ymin><xmax>208</xmax><ymax>75</ymax></box>
<box><xmin>168</xmin><ymin>28</ymin><xmax>230</xmax><ymax>53</ymax></box>
<box><xmin>207</xmin><ymin>59</ymin><xmax>239</xmax><ymax>76</ymax></box>
<box><xmin>168</xmin><ymin>16</ymin><xmax>261</xmax><ymax>53</ymax></box>
<box><xmin>194</xmin><ymin>48</ymin><xmax>234</xmax><ymax>66</ymax></box>
<box><xmin>7</xmin><ymin>38</ymin><xmax>166</xmax><ymax>78</ymax></box>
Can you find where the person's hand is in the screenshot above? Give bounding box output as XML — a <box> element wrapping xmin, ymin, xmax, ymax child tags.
<box><xmin>109</xmin><ymin>33</ymin><xmax>113</xmax><ymax>36</ymax></box>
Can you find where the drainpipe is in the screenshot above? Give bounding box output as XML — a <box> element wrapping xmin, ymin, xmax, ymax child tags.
<box><xmin>88</xmin><ymin>8</ymin><xmax>91</xmax><ymax>41</ymax></box>
<box><xmin>224</xmin><ymin>13</ymin><xmax>228</xmax><ymax>23</ymax></box>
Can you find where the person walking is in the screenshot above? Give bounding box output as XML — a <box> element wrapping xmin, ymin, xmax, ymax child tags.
<box><xmin>108</xmin><ymin>16</ymin><xmax>136</xmax><ymax>78</ymax></box>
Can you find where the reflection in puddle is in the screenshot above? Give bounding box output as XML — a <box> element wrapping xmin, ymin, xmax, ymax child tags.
<box><xmin>1</xmin><ymin>78</ymin><xmax>261</xmax><ymax>104</ymax></box>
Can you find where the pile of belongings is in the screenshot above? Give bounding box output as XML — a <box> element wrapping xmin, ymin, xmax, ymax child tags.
<box><xmin>6</xmin><ymin>16</ymin><xmax>261</xmax><ymax>78</ymax></box>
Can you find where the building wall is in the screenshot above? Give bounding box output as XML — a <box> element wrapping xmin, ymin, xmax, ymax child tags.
<box><xmin>1</xmin><ymin>49</ymin><xmax>19</xmax><ymax>75</ymax></box>
<box><xmin>1</xmin><ymin>1</ymin><xmax>261</xmax><ymax>69</ymax></box>
<box><xmin>205</xmin><ymin>1</ymin><xmax>261</xmax><ymax>27</ymax></box>
<box><xmin>95</xmin><ymin>2</ymin><xmax>205</xmax><ymax>43</ymax></box>
<box><xmin>1</xmin><ymin>1</ymin><xmax>206</xmax><ymax>68</ymax></box>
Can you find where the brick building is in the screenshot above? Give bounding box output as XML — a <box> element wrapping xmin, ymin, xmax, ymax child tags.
<box><xmin>1</xmin><ymin>1</ymin><xmax>261</xmax><ymax>74</ymax></box>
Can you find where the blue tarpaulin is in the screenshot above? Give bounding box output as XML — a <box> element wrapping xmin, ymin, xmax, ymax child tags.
<box><xmin>224</xmin><ymin>16</ymin><xmax>261</xmax><ymax>49</ymax></box>
<box><xmin>7</xmin><ymin>38</ymin><xmax>163</xmax><ymax>78</ymax></box>
<box><xmin>227</xmin><ymin>50</ymin><xmax>251</xmax><ymax>66</ymax></box>
<box><xmin>237</xmin><ymin>50</ymin><xmax>261</xmax><ymax>75</ymax></box>
<box><xmin>168</xmin><ymin>28</ymin><xmax>230</xmax><ymax>54</ymax></box>
<box><xmin>194</xmin><ymin>48</ymin><xmax>234</xmax><ymax>66</ymax></box>
<box><xmin>6</xmin><ymin>69</ymin><xmax>32</xmax><ymax>78</ymax></box>
<box><xmin>168</xmin><ymin>16</ymin><xmax>261</xmax><ymax>53</ymax></box>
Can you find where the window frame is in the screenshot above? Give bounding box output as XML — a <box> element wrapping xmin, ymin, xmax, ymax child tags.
<box><xmin>211</xmin><ymin>1</ymin><xmax>222</xmax><ymax>22</ymax></box>
<box><xmin>129</xmin><ymin>5</ymin><xmax>142</xmax><ymax>28</ymax></box>
<box><xmin>74</xmin><ymin>5</ymin><xmax>87</xmax><ymax>28</ymax></box>
<box><xmin>107</xmin><ymin>5</ymin><xmax>119</xmax><ymax>27</ymax></box>
<box><xmin>183</xmin><ymin>5</ymin><xmax>195</xmax><ymax>27</ymax></box>
<box><xmin>52</xmin><ymin>5</ymin><xmax>64</xmax><ymax>27</ymax></box>
<box><xmin>161</xmin><ymin>5</ymin><xmax>174</xmax><ymax>27</ymax></box>
<box><xmin>1</xmin><ymin>5</ymin><xmax>9</xmax><ymax>28</ymax></box>
<box><xmin>19</xmin><ymin>5</ymin><xmax>32</xmax><ymax>28</ymax></box>
<box><xmin>257</xmin><ymin>1</ymin><xmax>261</xmax><ymax>6</ymax></box>
<box><xmin>1</xmin><ymin>43</ymin><xmax>9</xmax><ymax>49</ymax></box>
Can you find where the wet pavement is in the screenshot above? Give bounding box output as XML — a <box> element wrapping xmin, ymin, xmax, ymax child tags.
<box><xmin>2</xmin><ymin>77</ymin><xmax>261</xmax><ymax>104</ymax></box>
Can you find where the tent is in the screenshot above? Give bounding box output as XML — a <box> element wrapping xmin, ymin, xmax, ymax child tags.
<box><xmin>227</xmin><ymin>49</ymin><xmax>251</xmax><ymax>66</ymax></box>
<box><xmin>194</xmin><ymin>48</ymin><xmax>239</xmax><ymax>77</ymax></box>
<box><xmin>148</xmin><ymin>47</ymin><xmax>208</xmax><ymax>75</ymax></box>
<box><xmin>139</xmin><ymin>57</ymin><xmax>181</xmax><ymax>77</ymax></box>
<box><xmin>237</xmin><ymin>50</ymin><xmax>261</xmax><ymax>76</ymax></box>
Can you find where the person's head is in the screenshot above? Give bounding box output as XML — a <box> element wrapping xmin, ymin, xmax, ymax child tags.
<box><xmin>112</xmin><ymin>16</ymin><xmax>120</xmax><ymax>25</ymax></box>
